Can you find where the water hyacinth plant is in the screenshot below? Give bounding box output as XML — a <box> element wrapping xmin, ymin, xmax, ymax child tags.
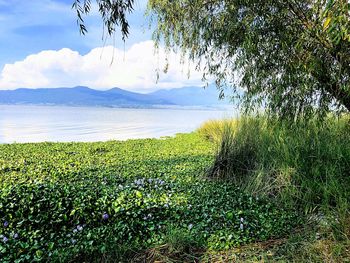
<box><xmin>0</xmin><ymin>132</ymin><xmax>300</xmax><ymax>261</ymax></box>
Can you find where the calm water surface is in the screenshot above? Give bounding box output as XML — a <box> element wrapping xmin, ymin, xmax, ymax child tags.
<box><xmin>0</xmin><ymin>105</ymin><xmax>234</xmax><ymax>143</ymax></box>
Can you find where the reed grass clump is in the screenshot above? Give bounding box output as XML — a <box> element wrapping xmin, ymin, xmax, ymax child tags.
<box><xmin>204</xmin><ymin>118</ymin><xmax>259</xmax><ymax>184</ymax></box>
<box><xmin>197</xmin><ymin>118</ymin><xmax>237</xmax><ymax>142</ymax></box>
<box><xmin>199</xmin><ymin>115</ymin><xmax>350</xmax><ymax>209</ymax></box>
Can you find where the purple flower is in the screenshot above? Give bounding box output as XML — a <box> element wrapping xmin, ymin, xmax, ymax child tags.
<box><xmin>2</xmin><ymin>236</ymin><xmax>8</xmax><ymax>243</ymax></box>
<box><xmin>134</xmin><ymin>179</ymin><xmax>145</xmax><ymax>186</ymax></box>
<box><xmin>3</xmin><ymin>221</ymin><xmax>9</xmax><ymax>228</ymax></box>
<box><xmin>102</xmin><ymin>212</ymin><xmax>109</xmax><ymax>221</ymax></box>
<box><xmin>13</xmin><ymin>233</ymin><xmax>19</xmax><ymax>239</ymax></box>
<box><xmin>77</xmin><ymin>225</ymin><xmax>83</xmax><ymax>231</ymax></box>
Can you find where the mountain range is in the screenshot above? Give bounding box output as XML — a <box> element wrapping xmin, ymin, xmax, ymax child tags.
<box><xmin>0</xmin><ymin>86</ymin><xmax>229</xmax><ymax>108</ymax></box>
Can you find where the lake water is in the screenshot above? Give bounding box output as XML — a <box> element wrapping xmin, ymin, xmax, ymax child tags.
<box><xmin>0</xmin><ymin>105</ymin><xmax>234</xmax><ymax>143</ymax></box>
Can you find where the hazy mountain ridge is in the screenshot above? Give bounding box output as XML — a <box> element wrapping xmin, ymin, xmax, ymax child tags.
<box><xmin>0</xmin><ymin>86</ymin><xmax>228</xmax><ymax>108</ymax></box>
<box><xmin>150</xmin><ymin>86</ymin><xmax>225</xmax><ymax>106</ymax></box>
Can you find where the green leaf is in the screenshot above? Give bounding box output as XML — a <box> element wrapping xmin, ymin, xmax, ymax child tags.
<box><xmin>324</xmin><ymin>17</ymin><xmax>332</xmax><ymax>30</ymax></box>
<box><xmin>35</xmin><ymin>250</ymin><xmax>43</xmax><ymax>258</ymax></box>
<box><xmin>135</xmin><ymin>191</ymin><xmax>143</xmax><ymax>199</ymax></box>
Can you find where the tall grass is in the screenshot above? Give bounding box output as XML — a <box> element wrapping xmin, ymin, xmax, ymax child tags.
<box><xmin>198</xmin><ymin>115</ymin><xmax>350</xmax><ymax>260</ymax></box>
<box><xmin>198</xmin><ymin>115</ymin><xmax>350</xmax><ymax>212</ymax></box>
<box><xmin>204</xmin><ymin>118</ymin><xmax>259</xmax><ymax>184</ymax></box>
<box><xmin>197</xmin><ymin>118</ymin><xmax>237</xmax><ymax>142</ymax></box>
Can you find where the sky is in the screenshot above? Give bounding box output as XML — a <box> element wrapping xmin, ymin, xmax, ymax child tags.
<box><xmin>0</xmin><ymin>0</ymin><xmax>205</xmax><ymax>92</ymax></box>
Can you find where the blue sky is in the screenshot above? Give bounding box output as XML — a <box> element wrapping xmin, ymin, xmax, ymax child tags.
<box><xmin>0</xmin><ymin>0</ymin><xmax>204</xmax><ymax>92</ymax></box>
<box><xmin>0</xmin><ymin>0</ymin><xmax>149</xmax><ymax>66</ymax></box>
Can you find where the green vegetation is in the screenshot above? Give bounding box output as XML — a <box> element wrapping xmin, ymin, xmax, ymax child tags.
<box><xmin>0</xmin><ymin>132</ymin><xmax>296</xmax><ymax>262</ymax></box>
<box><xmin>0</xmin><ymin>115</ymin><xmax>349</xmax><ymax>262</ymax></box>
<box><xmin>40</xmin><ymin>1</ymin><xmax>350</xmax><ymax>260</ymax></box>
<box><xmin>72</xmin><ymin>0</ymin><xmax>134</xmax><ymax>39</ymax></box>
<box><xmin>149</xmin><ymin>0</ymin><xmax>350</xmax><ymax>117</ymax></box>
<box><xmin>72</xmin><ymin>1</ymin><xmax>350</xmax><ymax>117</ymax></box>
<box><xmin>199</xmin><ymin>117</ymin><xmax>350</xmax><ymax>206</ymax></box>
<box><xmin>198</xmin><ymin>115</ymin><xmax>350</xmax><ymax>261</ymax></box>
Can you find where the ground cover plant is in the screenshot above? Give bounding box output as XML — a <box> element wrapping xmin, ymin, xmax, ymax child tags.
<box><xmin>0</xmin><ymin>132</ymin><xmax>297</xmax><ymax>262</ymax></box>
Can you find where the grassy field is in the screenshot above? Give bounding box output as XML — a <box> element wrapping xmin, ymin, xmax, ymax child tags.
<box><xmin>0</xmin><ymin>116</ymin><xmax>349</xmax><ymax>262</ymax></box>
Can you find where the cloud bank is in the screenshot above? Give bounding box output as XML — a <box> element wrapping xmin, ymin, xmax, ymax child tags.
<box><xmin>0</xmin><ymin>41</ymin><xmax>205</xmax><ymax>92</ymax></box>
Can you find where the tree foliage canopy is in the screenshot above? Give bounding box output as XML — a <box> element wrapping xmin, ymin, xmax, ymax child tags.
<box><xmin>73</xmin><ymin>0</ymin><xmax>350</xmax><ymax>119</ymax></box>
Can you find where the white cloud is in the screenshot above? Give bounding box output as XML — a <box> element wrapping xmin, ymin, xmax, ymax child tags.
<box><xmin>0</xmin><ymin>41</ymin><xmax>206</xmax><ymax>92</ymax></box>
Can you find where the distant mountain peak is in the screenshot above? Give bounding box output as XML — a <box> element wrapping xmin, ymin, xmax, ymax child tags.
<box><xmin>72</xmin><ymin>86</ymin><xmax>90</xmax><ymax>90</ymax></box>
